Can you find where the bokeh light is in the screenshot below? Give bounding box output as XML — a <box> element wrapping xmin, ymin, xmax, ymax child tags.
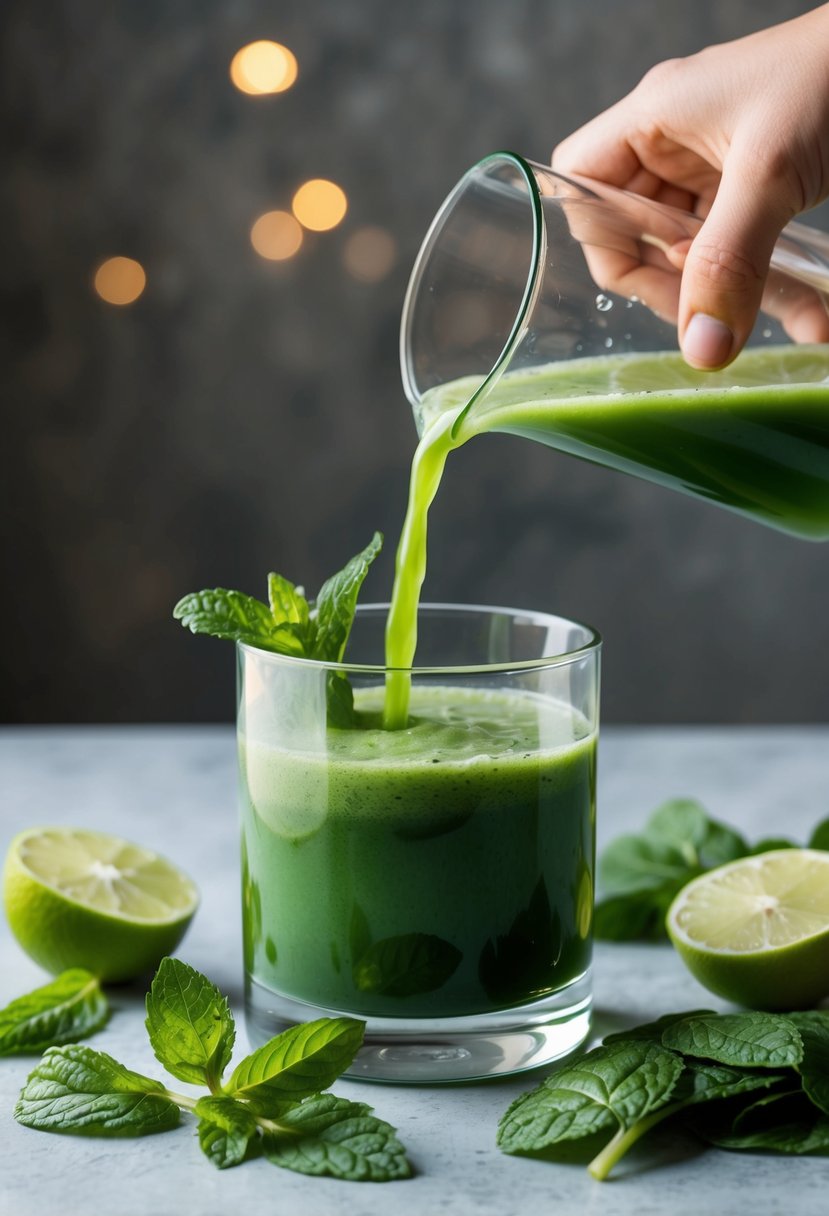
<box><xmin>250</xmin><ymin>210</ymin><xmax>304</xmax><ymax>261</ymax></box>
<box><xmin>342</xmin><ymin>226</ymin><xmax>398</xmax><ymax>283</ymax></box>
<box><xmin>93</xmin><ymin>257</ymin><xmax>146</xmax><ymax>306</ymax></box>
<box><xmin>230</xmin><ymin>41</ymin><xmax>298</xmax><ymax>95</ymax></box>
<box><xmin>292</xmin><ymin>179</ymin><xmax>348</xmax><ymax>232</ymax></box>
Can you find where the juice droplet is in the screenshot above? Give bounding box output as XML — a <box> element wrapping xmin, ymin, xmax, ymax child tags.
<box><xmin>762</xmin><ymin>327</ymin><xmax>773</xmax><ymax>339</ymax></box>
<box><xmin>595</xmin><ymin>294</ymin><xmax>613</xmax><ymax>312</ymax></box>
<box><xmin>604</xmin><ymin>337</ymin><xmax>614</xmax><ymax>348</ymax></box>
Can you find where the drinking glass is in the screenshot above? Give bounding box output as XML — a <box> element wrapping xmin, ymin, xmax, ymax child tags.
<box><xmin>239</xmin><ymin>603</ymin><xmax>600</xmax><ymax>1083</ymax></box>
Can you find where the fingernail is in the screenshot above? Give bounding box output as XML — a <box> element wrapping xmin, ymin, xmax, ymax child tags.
<box><xmin>682</xmin><ymin>314</ymin><xmax>733</xmax><ymax>369</ymax></box>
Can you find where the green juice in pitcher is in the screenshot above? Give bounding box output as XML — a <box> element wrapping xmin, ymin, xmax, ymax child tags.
<box><xmin>418</xmin><ymin>345</ymin><xmax>829</xmax><ymax>541</ymax></box>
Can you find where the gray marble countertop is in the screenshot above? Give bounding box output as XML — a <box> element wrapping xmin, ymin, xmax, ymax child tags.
<box><xmin>1</xmin><ymin>725</ymin><xmax>828</xmax><ymax>1216</ymax></box>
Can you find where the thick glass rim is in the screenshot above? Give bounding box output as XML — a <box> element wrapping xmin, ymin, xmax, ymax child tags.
<box><xmin>399</xmin><ymin>150</ymin><xmax>544</xmax><ymax>440</ymax></box>
<box><xmin>238</xmin><ymin>601</ymin><xmax>601</xmax><ymax>676</ymax></box>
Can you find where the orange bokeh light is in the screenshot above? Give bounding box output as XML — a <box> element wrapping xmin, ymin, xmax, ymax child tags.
<box><xmin>93</xmin><ymin>257</ymin><xmax>146</xmax><ymax>305</ymax></box>
<box><xmin>292</xmin><ymin>179</ymin><xmax>348</xmax><ymax>232</ymax></box>
<box><xmin>343</xmin><ymin>226</ymin><xmax>398</xmax><ymax>283</ymax></box>
<box><xmin>250</xmin><ymin>210</ymin><xmax>304</xmax><ymax>261</ymax></box>
<box><xmin>230</xmin><ymin>41</ymin><xmax>298</xmax><ymax>95</ymax></box>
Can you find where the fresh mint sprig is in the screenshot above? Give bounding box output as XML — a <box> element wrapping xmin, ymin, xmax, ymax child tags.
<box><xmin>595</xmin><ymin>800</ymin><xmax>829</xmax><ymax>942</ymax></box>
<box><xmin>0</xmin><ymin>970</ymin><xmax>108</xmax><ymax>1056</ymax></box>
<box><xmin>498</xmin><ymin>1008</ymin><xmax>829</xmax><ymax>1180</ymax></box>
<box><xmin>15</xmin><ymin>956</ymin><xmax>411</xmax><ymax>1182</ymax></box>
<box><xmin>173</xmin><ymin>533</ymin><xmax>383</xmax><ymax>727</ymax></box>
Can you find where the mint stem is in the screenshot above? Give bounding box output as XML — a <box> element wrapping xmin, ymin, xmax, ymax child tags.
<box><xmin>588</xmin><ymin>1103</ymin><xmax>682</xmax><ymax>1181</ymax></box>
<box><xmin>162</xmin><ymin>1088</ymin><xmax>199</xmax><ymax>1113</ymax></box>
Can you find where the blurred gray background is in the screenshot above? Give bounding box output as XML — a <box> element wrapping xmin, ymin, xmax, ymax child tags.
<box><xmin>2</xmin><ymin>0</ymin><xmax>827</xmax><ymax>724</ymax></box>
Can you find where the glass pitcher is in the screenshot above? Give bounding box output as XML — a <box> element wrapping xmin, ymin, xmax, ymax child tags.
<box><xmin>400</xmin><ymin>152</ymin><xmax>829</xmax><ymax>540</ymax></box>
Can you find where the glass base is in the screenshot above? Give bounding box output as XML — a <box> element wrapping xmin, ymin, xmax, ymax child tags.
<box><xmin>245</xmin><ymin>970</ymin><xmax>592</xmax><ymax>1083</ymax></box>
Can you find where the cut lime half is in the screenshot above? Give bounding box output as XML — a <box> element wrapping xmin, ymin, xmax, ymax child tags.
<box><xmin>667</xmin><ymin>848</ymin><xmax>829</xmax><ymax>1009</ymax></box>
<box><xmin>3</xmin><ymin>827</ymin><xmax>199</xmax><ymax>982</ymax></box>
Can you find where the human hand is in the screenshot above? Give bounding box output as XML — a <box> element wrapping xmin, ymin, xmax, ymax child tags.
<box><xmin>552</xmin><ymin>4</ymin><xmax>829</xmax><ymax>368</ymax></box>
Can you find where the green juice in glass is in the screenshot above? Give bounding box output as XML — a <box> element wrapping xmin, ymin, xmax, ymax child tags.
<box><xmin>240</xmin><ymin>685</ymin><xmax>595</xmax><ymax>1019</ymax></box>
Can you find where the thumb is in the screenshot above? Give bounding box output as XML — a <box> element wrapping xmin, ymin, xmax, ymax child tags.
<box><xmin>678</xmin><ymin>154</ymin><xmax>796</xmax><ymax>369</ymax></box>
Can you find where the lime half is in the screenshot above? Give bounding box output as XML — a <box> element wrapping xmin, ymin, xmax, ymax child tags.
<box><xmin>3</xmin><ymin>827</ymin><xmax>199</xmax><ymax>982</ymax></box>
<box><xmin>667</xmin><ymin>849</ymin><xmax>829</xmax><ymax>1009</ymax></box>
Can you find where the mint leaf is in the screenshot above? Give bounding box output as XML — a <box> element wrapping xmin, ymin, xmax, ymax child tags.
<box><xmin>267</xmin><ymin>573</ymin><xmax>311</xmax><ymax>630</ymax></box>
<box><xmin>353</xmin><ymin>933</ymin><xmax>461</xmax><ymax>998</ymax></box>
<box><xmin>311</xmin><ymin>533</ymin><xmax>382</xmax><ymax>663</ymax></box>
<box><xmin>789</xmin><ymin>1012</ymin><xmax>829</xmax><ymax>1115</ymax></box>
<box><xmin>263</xmin><ymin>1093</ymin><xmax>411</xmax><ymax>1181</ymax></box>
<box><xmin>196</xmin><ymin>1095</ymin><xmax>259</xmax><ymax>1169</ymax></box>
<box><xmin>173</xmin><ymin>588</ymin><xmax>306</xmax><ymax>655</ymax></box>
<box><xmin>15</xmin><ymin>1045</ymin><xmax>180</xmax><ymax>1136</ymax></box>
<box><xmin>808</xmin><ymin>818</ymin><xmax>829</xmax><ymax>851</ymax></box>
<box><xmin>497</xmin><ymin>1040</ymin><xmax>684</xmax><ymax>1154</ymax></box>
<box><xmin>0</xmin><ymin>970</ymin><xmax>108</xmax><ymax>1056</ymax></box>
<box><xmin>661</xmin><ymin>1013</ymin><xmax>803</xmax><ymax>1069</ymax></box>
<box><xmin>145</xmin><ymin>957</ymin><xmax>235</xmax><ymax>1091</ymax></box>
<box><xmin>225</xmin><ymin>1017</ymin><xmax>364</xmax><ymax>1113</ymax></box>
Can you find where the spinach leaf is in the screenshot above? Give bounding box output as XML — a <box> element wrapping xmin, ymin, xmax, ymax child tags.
<box><xmin>497</xmin><ymin>1039</ymin><xmax>683</xmax><ymax>1156</ymax></box>
<box><xmin>661</xmin><ymin>1012</ymin><xmax>803</xmax><ymax>1069</ymax></box>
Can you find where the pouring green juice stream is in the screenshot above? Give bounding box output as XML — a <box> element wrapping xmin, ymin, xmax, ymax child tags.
<box><xmin>383</xmin><ymin>343</ymin><xmax>829</xmax><ymax>729</ymax></box>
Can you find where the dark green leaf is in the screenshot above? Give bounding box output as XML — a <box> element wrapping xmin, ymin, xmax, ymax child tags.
<box><xmin>312</xmin><ymin>533</ymin><xmax>383</xmax><ymax>663</ymax></box>
<box><xmin>478</xmin><ymin>877</ymin><xmax>563</xmax><ymax>1004</ymax></box>
<box><xmin>173</xmin><ymin>588</ymin><xmax>306</xmax><ymax>655</ymax></box>
<box><xmin>603</xmin><ymin>1010</ymin><xmax>716</xmax><ymax>1044</ymax></box>
<box><xmin>599</xmin><ymin>834</ymin><xmax>696</xmax><ymax>895</ymax></box>
<box><xmin>645</xmin><ymin>800</ymin><xmax>747</xmax><ymax>868</ymax></box>
<box><xmin>353</xmin><ymin>933</ymin><xmax>462</xmax><ymax>998</ymax></box>
<box><xmin>593</xmin><ymin>889</ymin><xmax>677</xmax><ymax>942</ymax></box>
<box><xmin>646</xmin><ymin>800</ymin><xmax>712</xmax><ymax>857</ymax></box>
<box><xmin>674</xmin><ymin>1058</ymin><xmax>789</xmax><ymax>1106</ymax></box>
<box><xmin>808</xmin><ymin>818</ymin><xmax>829</xmax><ymax>851</ymax></box>
<box><xmin>196</xmin><ymin>1095</ymin><xmax>259</xmax><ymax>1169</ymax></box>
<box><xmin>789</xmin><ymin>1012</ymin><xmax>829</xmax><ymax>1114</ymax></box>
<box><xmin>497</xmin><ymin>1040</ymin><xmax>683</xmax><ymax>1153</ymax></box>
<box><xmin>145</xmin><ymin>958</ymin><xmax>235</xmax><ymax>1090</ymax></box>
<box><xmin>749</xmin><ymin>838</ymin><xmax>796</xmax><ymax>855</ymax></box>
<box><xmin>731</xmin><ymin>1089</ymin><xmax>812</xmax><ymax>1133</ymax></box>
<box><xmin>225</xmin><ymin>1017</ymin><xmax>364</xmax><ymax>1114</ymax></box>
<box><xmin>263</xmin><ymin>1093</ymin><xmax>411</xmax><ymax>1181</ymax></box>
<box><xmin>326</xmin><ymin>671</ymin><xmax>356</xmax><ymax>729</ymax></box>
<box><xmin>15</xmin><ymin>1045</ymin><xmax>180</xmax><ymax>1137</ymax></box>
<box><xmin>662</xmin><ymin>1013</ymin><xmax>803</xmax><ymax>1069</ymax></box>
<box><xmin>0</xmin><ymin>970</ymin><xmax>108</xmax><ymax>1056</ymax></box>
<box><xmin>700</xmin><ymin>1092</ymin><xmax>829</xmax><ymax>1155</ymax></box>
